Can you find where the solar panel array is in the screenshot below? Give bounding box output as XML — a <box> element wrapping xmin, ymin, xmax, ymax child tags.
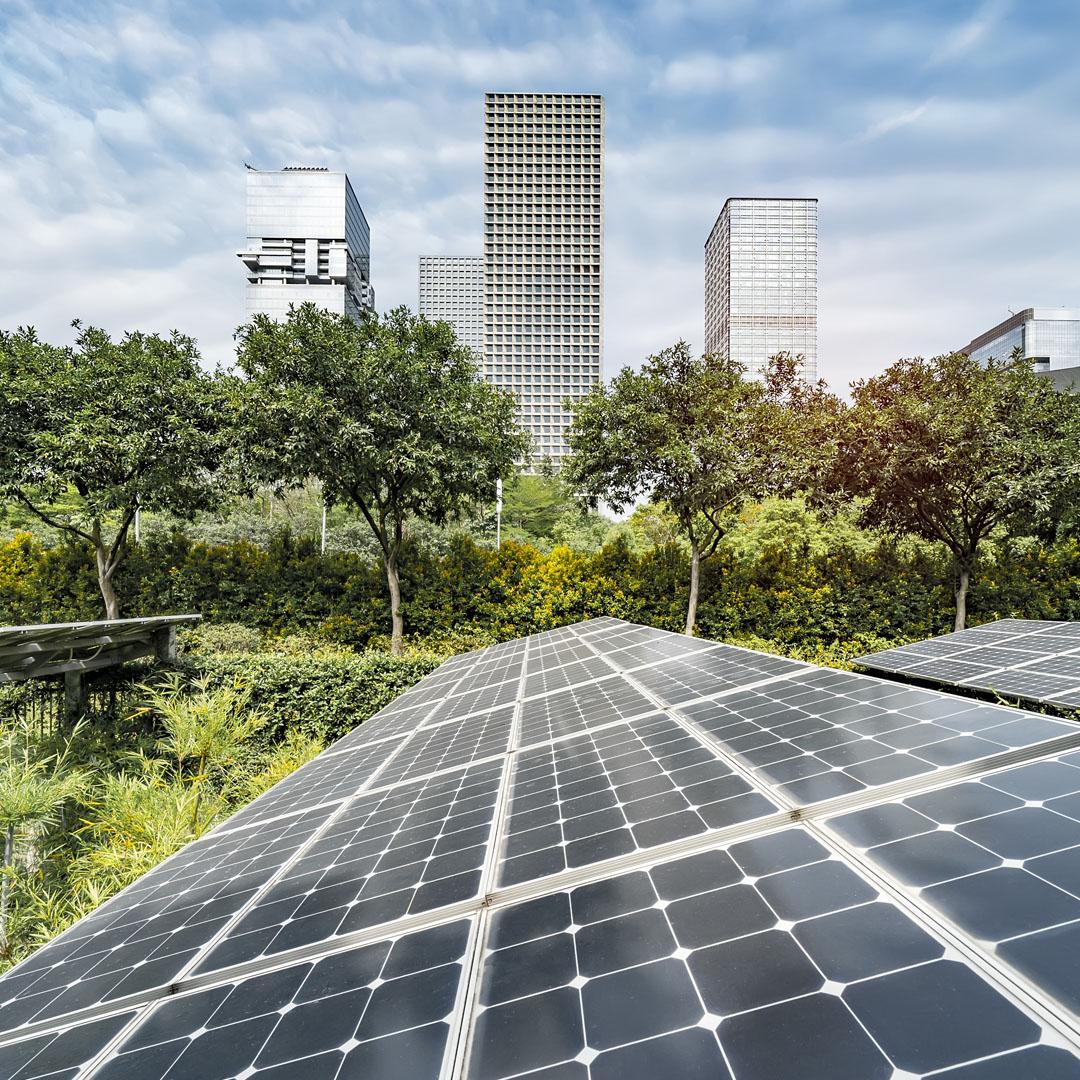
<box><xmin>856</xmin><ymin>618</ymin><xmax>1080</xmax><ymax>711</ymax></box>
<box><xmin>3</xmin><ymin>617</ymin><xmax>1080</xmax><ymax>1079</ymax></box>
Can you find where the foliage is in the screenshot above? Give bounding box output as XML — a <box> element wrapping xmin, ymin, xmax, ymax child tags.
<box><xmin>233</xmin><ymin>304</ymin><xmax>531</xmax><ymax>653</ymax></box>
<box><xmin>565</xmin><ymin>346</ymin><xmax>825</xmax><ymax>634</ymax></box>
<box><xmin>836</xmin><ymin>351</ymin><xmax>1080</xmax><ymax>630</ymax></box>
<box><xmin>0</xmin><ymin>324</ymin><xmax>233</xmax><ymax>617</ymax></box>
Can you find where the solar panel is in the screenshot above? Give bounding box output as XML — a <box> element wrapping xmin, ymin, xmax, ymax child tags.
<box><xmin>857</xmin><ymin>618</ymin><xmax>1080</xmax><ymax>710</ymax></box>
<box><xmin>2</xmin><ymin>616</ymin><xmax>1080</xmax><ymax>1078</ymax></box>
<box><xmin>827</xmin><ymin>747</ymin><xmax>1080</xmax><ymax>1014</ymax></box>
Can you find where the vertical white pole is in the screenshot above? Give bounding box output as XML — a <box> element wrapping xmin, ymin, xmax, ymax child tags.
<box><xmin>134</xmin><ymin>507</ymin><xmax>141</xmax><ymax>544</ymax></box>
<box><xmin>496</xmin><ymin>478</ymin><xmax>503</xmax><ymax>549</ymax></box>
<box><xmin>321</xmin><ymin>503</ymin><xmax>327</xmax><ymax>555</ymax></box>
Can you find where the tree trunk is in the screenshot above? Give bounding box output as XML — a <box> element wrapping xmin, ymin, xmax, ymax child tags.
<box><xmin>685</xmin><ymin>534</ymin><xmax>701</xmax><ymax>637</ymax></box>
<box><xmin>385</xmin><ymin>551</ymin><xmax>404</xmax><ymax>656</ymax></box>
<box><xmin>0</xmin><ymin>824</ymin><xmax>14</xmax><ymax>950</ymax></box>
<box><xmin>94</xmin><ymin>544</ymin><xmax>121</xmax><ymax>620</ymax></box>
<box><xmin>954</xmin><ymin>563</ymin><xmax>971</xmax><ymax>632</ymax></box>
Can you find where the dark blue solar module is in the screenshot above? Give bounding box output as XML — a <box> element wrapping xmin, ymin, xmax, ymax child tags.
<box><xmin>0</xmin><ymin>617</ymin><xmax>1078</xmax><ymax>1078</ymax></box>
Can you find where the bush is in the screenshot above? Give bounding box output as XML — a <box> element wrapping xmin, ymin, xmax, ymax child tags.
<box><xmin>181</xmin><ymin>642</ymin><xmax>442</xmax><ymax>747</ymax></box>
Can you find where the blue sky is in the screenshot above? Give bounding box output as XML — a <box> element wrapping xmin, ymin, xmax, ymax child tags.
<box><xmin>1</xmin><ymin>0</ymin><xmax>1078</xmax><ymax>390</ymax></box>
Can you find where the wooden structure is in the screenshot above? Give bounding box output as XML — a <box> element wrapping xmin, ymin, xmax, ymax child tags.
<box><xmin>0</xmin><ymin>616</ymin><xmax>201</xmax><ymax>720</ymax></box>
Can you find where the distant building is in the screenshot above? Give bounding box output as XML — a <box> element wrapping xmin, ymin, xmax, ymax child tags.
<box><xmin>237</xmin><ymin>166</ymin><xmax>374</xmax><ymax>325</ymax></box>
<box><xmin>705</xmin><ymin>197</ymin><xmax>818</xmax><ymax>381</ymax></box>
<box><xmin>484</xmin><ymin>92</ymin><xmax>604</xmax><ymax>465</ymax></box>
<box><xmin>960</xmin><ymin>308</ymin><xmax>1080</xmax><ymax>390</ymax></box>
<box><xmin>418</xmin><ymin>256</ymin><xmax>484</xmax><ymax>356</ymax></box>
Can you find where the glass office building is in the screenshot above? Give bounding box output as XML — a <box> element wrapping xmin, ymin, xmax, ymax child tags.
<box><xmin>418</xmin><ymin>256</ymin><xmax>484</xmax><ymax>357</ymax></box>
<box><xmin>484</xmin><ymin>92</ymin><xmax>604</xmax><ymax>466</ymax></box>
<box><xmin>960</xmin><ymin>308</ymin><xmax>1080</xmax><ymax>390</ymax></box>
<box><xmin>237</xmin><ymin>167</ymin><xmax>374</xmax><ymax>325</ymax></box>
<box><xmin>705</xmin><ymin>197</ymin><xmax>818</xmax><ymax>381</ymax></box>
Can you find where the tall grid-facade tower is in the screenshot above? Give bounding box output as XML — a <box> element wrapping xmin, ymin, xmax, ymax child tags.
<box><xmin>705</xmin><ymin>197</ymin><xmax>817</xmax><ymax>381</ymax></box>
<box><xmin>484</xmin><ymin>92</ymin><xmax>604</xmax><ymax>465</ymax></box>
<box><xmin>418</xmin><ymin>256</ymin><xmax>484</xmax><ymax>357</ymax></box>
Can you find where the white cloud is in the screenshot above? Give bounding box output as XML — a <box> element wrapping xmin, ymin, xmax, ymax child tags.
<box><xmin>859</xmin><ymin>99</ymin><xmax>933</xmax><ymax>141</ymax></box>
<box><xmin>927</xmin><ymin>0</ymin><xmax>1009</xmax><ymax>66</ymax></box>
<box><xmin>654</xmin><ymin>51</ymin><xmax>777</xmax><ymax>93</ymax></box>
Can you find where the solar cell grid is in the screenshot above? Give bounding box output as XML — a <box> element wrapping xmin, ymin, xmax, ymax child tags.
<box><xmin>517</xmin><ymin>674</ymin><xmax>657</xmax><ymax>747</ymax></box>
<box><xmin>424</xmin><ymin>680</ymin><xmax>520</xmax><ymax>725</ymax></box>
<box><xmin>469</xmin><ymin>827</ymin><xmax>1061</xmax><ymax>1080</ymax></box>
<box><xmin>374</xmin><ymin>706</ymin><xmax>514</xmax><ymax>786</ymax></box>
<box><xmin>193</xmin><ymin>761</ymin><xmax>503</xmax><ymax>974</ymax></box>
<box><xmin>6</xmin><ymin>616</ymin><xmax>1080</xmax><ymax>1078</ymax></box>
<box><xmin>215</xmin><ymin>737</ymin><xmax>406</xmax><ymax>833</ymax></box>
<box><xmin>499</xmin><ymin>713</ymin><xmax>779</xmax><ymax>887</ymax></box>
<box><xmin>681</xmin><ymin>668</ymin><xmax>1075</xmax><ymax>806</ymax></box>
<box><xmin>627</xmin><ymin>645</ymin><xmax>808</xmax><ymax>706</ymax></box>
<box><xmin>857</xmin><ymin>618</ymin><xmax>1080</xmax><ymax>711</ymax></box>
<box><xmin>523</xmin><ymin>655</ymin><xmax>613</xmax><ymax>698</ymax></box>
<box><xmin>92</xmin><ymin>920</ymin><xmax>473</xmax><ymax>1080</ymax></box>
<box><xmin>0</xmin><ymin>1012</ymin><xmax>137</xmax><ymax>1080</ymax></box>
<box><xmin>0</xmin><ymin>805</ymin><xmax>337</xmax><ymax>1033</ymax></box>
<box><xmin>828</xmin><ymin>748</ymin><xmax>1080</xmax><ymax>1014</ymax></box>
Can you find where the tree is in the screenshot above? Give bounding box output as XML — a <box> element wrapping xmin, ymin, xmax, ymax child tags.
<box><xmin>234</xmin><ymin>304</ymin><xmax>530</xmax><ymax>654</ymax></box>
<box><xmin>0</xmin><ymin>325</ymin><xmax>232</xmax><ymax>618</ymax></box>
<box><xmin>565</xmin><ymin>344</ymin><xmax>809</xmax><ymax>636</ymax></box>
<box><xmin>835</xmin><ymin>352</ymin><xmax>1080</xmax><ymax>630</ymax></box>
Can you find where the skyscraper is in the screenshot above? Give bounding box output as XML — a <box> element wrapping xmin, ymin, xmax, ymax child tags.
<box><xmin>484</xmin><ymin>92</ymin><xmax>604</xmax><ymax>465</ymax></box>
<box><xmin>237</xmin><ymin>166</ymin><xmax>374</xmax><ymax>325</ymax></box>
<box><xmin>960</xmin><ymin>308</ymin><xmax>1080</xmax><ymax>390</ymax></box>
<box><xmin>417</xmin><ymin>256</ymin><xmax>484</xmax><ymax>356</ymax></box>
<box><xmin>705</xmin><ymin>197</ymin><xmax>818</xmax><ymax>380</ymax></box>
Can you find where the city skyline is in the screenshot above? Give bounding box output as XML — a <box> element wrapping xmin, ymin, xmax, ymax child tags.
<box><xmin>1</xmin><ymin>1</ymin><xmax>1078</xmax><ymax>392</ymax></box>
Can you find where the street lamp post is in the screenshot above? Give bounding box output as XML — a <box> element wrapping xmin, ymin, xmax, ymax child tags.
<box><xmin>496</xmin><ymin>478</ymin><xmax>503</xmax><ymax>549</ymax></box>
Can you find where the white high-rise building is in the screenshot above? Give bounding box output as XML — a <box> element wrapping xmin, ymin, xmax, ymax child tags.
<box><xmin>705</xmin><ymin>197</ymin><xmax>818</xmax><ymax>380</ymax></box>
<box><xmin>484</xmin><ymin>92</ymin><xmax>604</xmax><ymax>465</ymax></box>
<box><xmin>960</xmin><ymin>308</ymin><xmax>1080</xmax><ymax>390</ymax></box>
<box><xmin>237</xmin><ymin>166</ymin><xmax>374</xmax><ymax>325</ymax></box>
<box><xmin>418</xmin><ymin>256</ymin><xmax>484</xmax><ymax>356</ymax></box>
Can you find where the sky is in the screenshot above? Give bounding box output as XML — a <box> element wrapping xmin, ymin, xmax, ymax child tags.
<box><xmin>1</xmin><ymin>0</ymin><xmax>1078</xmax><ymax>392</ymax></box>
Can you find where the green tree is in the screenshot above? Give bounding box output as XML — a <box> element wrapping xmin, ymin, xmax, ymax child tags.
<box><xmin>0</xmin><ymin>720</ymin><xmax>86</xmax><ymax>952</ymax></box>
<box><xmin>0</xmin><ymin>324</ymin><xmax>232</xmax><ymax>617</ymax></box>
<box><xmin>565</xmin><ymin>344</ymin><xmax>805</xmax><ymax>636</ymax></box>
<box><xmin>234</xmin><ymin>304</ymin><xmax>530</xmax><ymax>654</ymax></box>
<box><xmin>836</xmin><ymin>352</ymin><xmax>1080</xmax><ymax>630</ymax></box>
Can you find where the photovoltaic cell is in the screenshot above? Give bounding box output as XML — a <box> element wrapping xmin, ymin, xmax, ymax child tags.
<box><xmin>374</xmin><ymin>706</ymin><xmax>513</xmax><ymax>786</ymax></box>
<box><xmin>0</xmin><ymin>805</ymin><xmax>336</xmax><ymax>1033</ymax></box>
<box><xmin>628</xmin><ymin>644</ymin><xmax>808</xmax><ymax>706</ymax></box>
<box><xmin>0</xmin><ymin>1012</ymin><xmax>136</xmax><ymax>1080</ymax></box>
<box><xmin>857</xmin><ymin>619</ymin><xmax>1080</xmax><ymax>710</ymax></box>
<box><xmin>523</xmin><ymin>655</ymin><xmax>613</xmax><ymax>698</ymax></box>
<box><xmin>468</xmin><ymin>828</ymin><xmax>1059</xmax><ymax>1079</ymax></box>
<box><xmin>215</xmin><ymin>736</ymin><xmax>406</xmax><ymax>834</ymax></box>
<box><xmin>681</xmin><ymin>667</ymin><xmax>1075</xmax><ymax>805</ymax></box>
<box><xmin>828</xmin><ymin>748</ymin><xmax>1080</xmax><ymax>1013</ymax></box>
<box><xmin>94</xmin><ymin>920</ymin><xmax>473</xmax><ymax>1080</ymax></box>
<box><xmin>3</xmin><ymin>616</ymin><xmax>1080</xmax><ymax>1078</ymax></box>
<box><xmin>499</xmin><ymin>713</ymin><xmax>779</xmax><ymax>886</ymax></box>
<box><xmin>193</xmin><ymin>762</ymin><xmax>502</xmax><ymax>974</ymax></box>
<box><xmin>518</xmin><ymin>675</ymin><xmax>657</xmax><ymax>748</ymax></box>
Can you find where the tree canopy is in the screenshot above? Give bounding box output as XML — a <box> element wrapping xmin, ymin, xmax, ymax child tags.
<box><xmin>234</xmin><ymin>304</ymin><xmax>530</xmax><ymax>653</ymax></box>
<box><xmin>0</xmin><ymin>324</ymin><xmax>233</xmax><ymax>618</ymax></box>
<box><xmin>564</xmin><ymin>345</ymin><xmax>819</xmax><ymax>635</ymax></box>
<box><xmin>834</xmin><ymin>351</ymin><xmax>1080</xmax><ymax>629</ymax></box>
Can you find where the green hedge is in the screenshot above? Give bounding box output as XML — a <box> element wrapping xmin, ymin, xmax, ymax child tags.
<box><xmin>4</xmin><ymin>500</ymin><xmax>1080</xmax><ymax>651</ymax></box>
